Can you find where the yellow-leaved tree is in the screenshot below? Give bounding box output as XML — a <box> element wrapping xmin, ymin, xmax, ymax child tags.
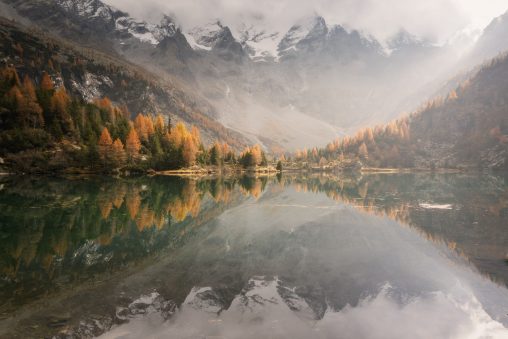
<box><xmin>98</xmin><ymin>127</ymin><xmax>113</xmax><ymax>166</ymax></box>
<box><xmin>112</xmin><ymin>138</ymin><xmax>126</xmax><ymax>166</ymax></box>
<box><xmin>126</xmin><ymin>128</ymin><xmax>141</xmax><ymax>162</ymax></box>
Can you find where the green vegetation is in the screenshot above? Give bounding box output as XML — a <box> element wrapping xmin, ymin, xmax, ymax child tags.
<box><xmin>0</xmin><ymin>60</ymin><xmax>268</xmax><ymax>174</ymax></box>
<box><xmin>0</xmin><ymin>17</ymin><xmax>251</xmax><ymax>174</ymax></box>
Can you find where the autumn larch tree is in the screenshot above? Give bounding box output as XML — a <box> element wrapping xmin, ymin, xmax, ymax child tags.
<box><xmin>182</xmin><ymin>135</ymin><xmax>198</xmax><ymax>166</ymax></box>
<box><xmin>50</xmin><ymin>88</ymin><xmax>73</xmax><ymax>135</ymax></box>
<box><xmin>358</xmin><ymin>142</ymin><xmax>369</xmax><ymax>160</ymax></box>
<box><xmin>126</xmin><ymin>128</ymin><xmax>141</xmax><ymax>162</ymax></box>
<box><xmin>40</xmin><ymin>72</ymin><xmax>54</xmax><ymax>91</ymax></box>
<box><xmin>155</xmin><ymin>114</ymin><xmax>165</xmax><ymax>134</ymax></box>
<box><xmin>134</xmin><ymin>114</ymin><xmax>148</xmax><ymax>140</ymax></box>
<box><xmin>250</xmin><ymin>144</ymin><xmax>262</xmax><ymax>166</ymax></box>
<box><xmin>98</xmin><ymin>127</ymin><xmax>113</xmax><ymax>167</ymax></box>
<box><xmin>112</xmin><ymin>138</ymin><xmax>126</xmax><ymax>166</ymax></box>
<box><xmin>21</xmin><ymin>75</ymin><xmax>44</xmax><ymax>128</ymax></box>
<box><xmin>95</xmin><ymin>97</ymin><xmax>115</xmax><ymax>122</ymax></box>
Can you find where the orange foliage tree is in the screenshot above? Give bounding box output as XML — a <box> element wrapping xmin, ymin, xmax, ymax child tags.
<box><xmin>40</xmin><ymin>72</ymin><xmax>54</xmax><ymax>91</ymax></box>
<box><xmin>112</xmin><ymin>138</ymin><xmax>126</xmax><ymax>166</ymax></box>
<box><xmin>98</xmin><ymin>127</ymin><xmax>113</xmax><ymax>166</ymax></box>
<box><xmin>126</xmin><ymin>128</ymin><xmax>142</xmax><ymax>162</ymax></box>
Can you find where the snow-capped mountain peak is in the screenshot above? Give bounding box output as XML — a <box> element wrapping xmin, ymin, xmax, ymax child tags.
<box><xmin>52</xmin><ymin>0</ymin><xmax>179</xmax><ymax>46</ymax></box>
<box><xmin>55</xmin><ymin>0</ymin><xmax>118</xmax><ymax>20</ymax></box>
<box><xmin>185</xmin><ymin>21</ymin><xmax>244</xmax><ymax>57</ymax></box>
<box><xmin>236</xmin><ymin>24</ymin><xmax>280</xmax><ymax>62</ymax></box>
<box><xmin>115</xmin><ymin>14</ymin><xmax>179</xmax><ymax>45</ymax></box>
<box><xmin>185</xmin><ymin>21</ymin><xmax>225</xmax><ymax>51</ymax></box>
<box><xmin>278</xmin><ymin>15</ymin><xmax>328</xmax><ymax>55</ymax></box>
<box><xmin>383</xmin><ymin>29</ymin><xmax>435</xmax><ymax>55</ymax></box>
<box><xmin>153</xmin><ymin>15</ymin><xmax>179</xmax><ymax>41</ymax></box>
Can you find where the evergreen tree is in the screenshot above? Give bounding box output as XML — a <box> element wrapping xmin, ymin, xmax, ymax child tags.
<box><xmin>276</xmin><ymin>161</ymin><xmax>283</xmax><ymax>172</ymax></box>
<box><xmin>210</xmin><ymin>142</ymin><xmax>223</xmax><ymax>166</ymax></box>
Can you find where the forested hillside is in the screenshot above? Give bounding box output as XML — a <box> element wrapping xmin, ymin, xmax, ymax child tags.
<box><xmin>0</xmin><ymin>18</ymin><xmax>248</xmax><ymax>149</ymax></box>
<box><xmin>298</xmin><ymin>53</ymin><xmax>508</xmax><ymax>171</ymax></box>
<box><xmin>0</xmin><ymin>18</ymin><xmax>253</xmax><ymax>173</ymax></box>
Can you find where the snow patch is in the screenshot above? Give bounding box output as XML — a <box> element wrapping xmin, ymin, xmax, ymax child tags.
<box><xmin>237</xmin><ymin>24</ymin><xmax>280</xmax><ymax>62</ymax></box>
<box><xmin>184</xmin><ymin>33</ymin><xmax>212</xmax><ymax>51</ymax></box>
<box><xmin>70</xmin><ymin>72</ymin><xmax>113</xmax><ymax>102</ymax></box>
<box><xmin>186</xmin><ymin>21</ymin><xmax>225</xmax><ymax>50</ymax></box>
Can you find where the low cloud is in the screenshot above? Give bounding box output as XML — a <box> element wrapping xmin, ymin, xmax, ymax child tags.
<box><xmin>103</xmin><ymin>0</ymin><xmax>508</xmax><ymax>42</ymax></box>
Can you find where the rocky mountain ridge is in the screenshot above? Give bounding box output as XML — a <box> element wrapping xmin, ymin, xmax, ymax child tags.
<box><xmin>2</xmin><ymin>0</ymin><xmax>508</xmax><ymax>151</ymax></box>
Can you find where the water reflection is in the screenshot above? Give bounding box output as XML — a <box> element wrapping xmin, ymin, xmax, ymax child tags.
<box><xmin>0</xmin><ymin>173</ymin><xmax>507</xmax><ymax>338</ymax></box>
<box><xmin>0</xmin><ymin>176</ymin><xmax>266</xmax><ymax>317</ymax></box>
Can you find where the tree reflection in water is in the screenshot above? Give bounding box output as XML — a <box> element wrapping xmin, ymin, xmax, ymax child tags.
<box><xmin>0</xmin><ymin>173</ymin><xmax>508</xmax><ymax>338</ymax></box>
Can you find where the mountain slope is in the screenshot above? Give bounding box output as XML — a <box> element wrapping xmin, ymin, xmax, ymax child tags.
<box><xmin>408</xmin><ymin>54</ymin><xmax>508</xmax><ymax>170</ymax></box>
<box><xmin>0</xmin><ymin>16</ymin><xmax>249</xmax><ymax>149</ymax></box>
<box><xmin>0</xmin><ymin>0</ymin><xmax>455</xmax><ymax>150</ymax></box>
<box><xmin>315</xmin><ymin>53</ymin><xmax>508</xmax><ymax>171</ymax></box>
<box><xmin>4</xmin><ymin>0</ymin><xmax>508</xmax><ymax>153</ymax></box>
<box><xmin>469</xmin><ymin>10</ymin><xmax>508</xmax><ymax>65</ymax></box>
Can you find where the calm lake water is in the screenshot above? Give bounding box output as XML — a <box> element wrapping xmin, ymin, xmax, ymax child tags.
<box><xmin>1</xmin><ymin>173</ymin><xmax>508</xmax><ymax>338</ymax></box>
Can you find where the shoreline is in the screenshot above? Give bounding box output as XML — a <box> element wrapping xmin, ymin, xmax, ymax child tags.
<box><xmin>0</xmin><ymin>166</ymin><xmax>499</xmax><ymax>178</ymax></box>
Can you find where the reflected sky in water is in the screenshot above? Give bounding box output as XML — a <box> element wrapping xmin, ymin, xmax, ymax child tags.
<box><xmin>1</xmin><ymin>174</ymin><xmax>508</xmax><ymax>338</ymax></box>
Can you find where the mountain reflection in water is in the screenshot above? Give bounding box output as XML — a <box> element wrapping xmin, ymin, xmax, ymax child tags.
<box><xmin>0</xmin><ymin>173</ymin><xmax>508</xmax><ymax>338</ymax></box>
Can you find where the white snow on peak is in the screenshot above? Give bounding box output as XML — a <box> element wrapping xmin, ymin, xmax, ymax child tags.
<box><xmin>186</xmin><ymin>21</ymin><xmax>225</xmax><ymax>50</ymax></box>
<box><xmin>183</xmin><ymin>32</ymin><xmax>212</xmax><ymax>51</ymax></box>
<box><xmin>115</xmin><ymin>15</ymin><xmax>179</xmax><ymax>45</ymax></box>
<box><xmin>56</xmin><ymin>0</ymin><xmax>114</xmax><ymax>20</ymax></box>
<box><xmin>115</xmin><ymin>17</ymin><xmax>159</xmax><ymax>45</ymax></box>
<box><xmin>277</xmin><ymin>15</ymin><xmax>328</xmax><ymax>55</ymax></box>
<box><xmin>285</xmin><ymin>16</ymin><xmax>325</xmax><ymax>40</ymax></box>
<box><xmin>236</xmin><ymin>23</ymin><xmax>280</xmax><ymax>62</ymax></box>
<box><xmin>55</xmin><ymin>0</ymin><xmax>180</xmax><ymax>46</ymax></box>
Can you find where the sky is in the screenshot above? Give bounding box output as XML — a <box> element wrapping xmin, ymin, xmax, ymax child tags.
<box><xmin>103</xmin><ymin>0</ymin><xmax>508</xmax><ymax>42</ymax></box>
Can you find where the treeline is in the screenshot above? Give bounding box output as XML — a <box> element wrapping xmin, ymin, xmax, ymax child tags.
<box><xmin>293</xmin><ymin>118</ymin><xmax>412</xmax><ymax>168</ymax></box>
<box><xmin>294</xmin><ymin>53</ymin><xmax>508</xmax><ymax>171</ymax></box>
<box><xmin>0</xmin><ymin>65</ymin><xmax>269</xmax><ymax>173</ymax></box>
<box><xmin>0</xmin><ymin>17</ymin><xmax>249</xmax><ymax>160</ymax></box>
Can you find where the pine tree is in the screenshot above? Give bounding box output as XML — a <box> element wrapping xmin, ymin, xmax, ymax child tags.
<box><xmin>240</xmin><ymin>150</ymin><xmax>255</xmax><ymax>168</ymax></box>
<box><xmin>276</xmin><ymin>161</ymin><xmax>283</xmax><ymax>172</ymax></box>
<box><xmin>210</xmin><ymin>141</ymin><xmax>223</xmax><ymax>166</ymax></box>
<box><xmin>95</xmin><ymin>97</ymin><xmax>115</xmax><ymax>122</ymax></box>
<box><xmin>261</xmin><ymin>151</ymin><xmax>268</xmax><ymax>166</ymax></box>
